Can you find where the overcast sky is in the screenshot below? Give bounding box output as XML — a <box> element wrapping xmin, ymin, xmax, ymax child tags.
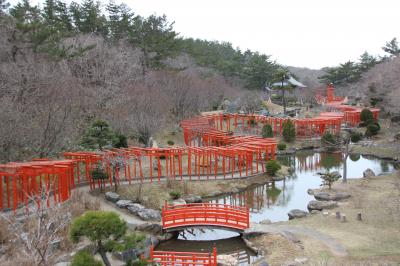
<box><xmin>9</xmin><ymin>0</ymin><xmax>400</xmax><ymax>69</ymax></box>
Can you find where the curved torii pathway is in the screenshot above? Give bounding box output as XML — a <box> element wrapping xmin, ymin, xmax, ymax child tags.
<box><xmin>246</xmin><ymin>223</ymin><xmax>348</xmax><ymax>257</ymax></box>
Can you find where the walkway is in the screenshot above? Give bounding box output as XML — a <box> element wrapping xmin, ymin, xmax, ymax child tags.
<box><xmin>246</xmin><ymin>223</ymin><xmax>348</xmax><ymax>257</ymax></box>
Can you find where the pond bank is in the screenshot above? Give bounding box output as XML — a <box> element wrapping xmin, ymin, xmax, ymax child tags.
<box><xmin>247</xmin><ymin>172</ymin><xmax>400</xmax><ymax>265</ymax></box>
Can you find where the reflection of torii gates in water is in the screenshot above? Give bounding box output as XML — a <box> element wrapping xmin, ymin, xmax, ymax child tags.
<box><xmin>208</xmin><ymin>181</ymin><xmax>286</xmax><ymax>213</ymax></box>
<box><xmin>295</xmin><ymin>152</ymin><xmax>342</xmax><ymax>172</ymax></box>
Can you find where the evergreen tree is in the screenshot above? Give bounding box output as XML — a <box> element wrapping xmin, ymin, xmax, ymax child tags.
<box><xmin>81</xmin><ymin>120</ymin><xmax>117</xmax><ymax>150</ymax></box>
<box><xmin>129</xmin><ymin>14</ymin><xmax>178</xmax><ymax>73</ymax></box>
<box><xmin>242</xmin><ymin>51</ymin><xmax>277</xmax><ymax>90</ymax></box>
<box><xmin>106</xmin><ymin>0</ymin><xmax>133</xmax><ymax>40</ymax></box>
<box><xmin>358</xmin><ymin>51</ymin><xmax>377</xmax><ymax>72</ymax></box>
<box><xmin>382</xmin><ymin>37</ymin><xmax>400</xmax><ymax>56</ymax></box>
<box><xmin>70</xmin><ymin>0</ymin><xmax>107</xmax><ymax>35</ymax></box>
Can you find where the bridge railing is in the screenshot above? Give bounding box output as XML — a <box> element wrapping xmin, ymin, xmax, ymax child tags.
<box><xmin>150</xmin><ymin>245</ymin><xmax>217</xmax><ymax>266</ymax></box>
<box><xmin>162</xmin><ymin>202</ymin><xmax>250</xmax><ymax>231</ymax></box>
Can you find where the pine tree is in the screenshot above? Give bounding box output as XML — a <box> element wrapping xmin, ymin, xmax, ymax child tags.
<box><xmin>129</xmin><ymin>14</ymin><xmax>178</xmax><ymax>73</ymax></box>
<box><xmin>106</xmin><ymin>0</ymin><xmax>133</xmax><ymax>40</ymax></box>
<box><xmin>382</xmin><ymin>38</ymin><xmax>400</xmax><ymax>56</ymax></box>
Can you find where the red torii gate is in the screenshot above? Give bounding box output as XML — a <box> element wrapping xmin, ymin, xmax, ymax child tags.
<box><xmin>0</xmin><ymin>160</ymin><xmax>75</xmax><ymax>212</ymax></box>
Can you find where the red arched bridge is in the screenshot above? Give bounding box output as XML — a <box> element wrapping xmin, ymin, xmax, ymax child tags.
<box><xmin>162</xmin><ymin>202</ymin><xmax>250</xmax><ymax>233</ymax></box>
<box><xmin>150</xmin><ymin>245</ymin><xmax>217</xmax><ymax>266</ymax></box>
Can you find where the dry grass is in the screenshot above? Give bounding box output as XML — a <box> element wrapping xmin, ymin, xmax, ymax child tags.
<box><xmin>282</xmin><ymin>172</ymin><xmax>400</xmax><ymax>264</ymax></box>
<box><xmin>252</xmin><ymin>233</ymin><xmax>304</xmax><ymax>266</ymax></box>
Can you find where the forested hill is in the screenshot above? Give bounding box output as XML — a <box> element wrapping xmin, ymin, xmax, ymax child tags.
<box><xmin>0</xmin><ymin>0</ymin><xmax>289</xmax><ymax>162</ymax></box>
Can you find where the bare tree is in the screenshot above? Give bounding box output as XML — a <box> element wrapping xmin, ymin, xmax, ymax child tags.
<box><xmin>0</xmin><ymin>186</ymin><xmax>71</xmax><ymax>266</ymax></box>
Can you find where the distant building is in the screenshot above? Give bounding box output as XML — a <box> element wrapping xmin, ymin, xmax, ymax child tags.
<box><xmin>264</xmin><ymin>76</ymin><xmax>307</xmax><ymax>104</ymax></box>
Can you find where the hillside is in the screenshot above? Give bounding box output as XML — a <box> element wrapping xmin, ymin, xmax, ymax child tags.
<box><xmin>338</xmin><ymin>56</ymin><xmax>400</xmax><ymax>115</ymax></box>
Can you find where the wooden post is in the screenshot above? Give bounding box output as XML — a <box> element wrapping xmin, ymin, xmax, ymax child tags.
<box><xmin>357</xmin><ymin>212</ymin><xmax>362</xmax><ymax>221</ymax></box>
<box><xmin>341</xmin><ymin>214</ymin><xmax>346</xmax><ymax>223</ymax></box>
<box><xmin>336</xmin><ymin>211</ymin><xmax>341</xmax><ymax>219</ymax></box>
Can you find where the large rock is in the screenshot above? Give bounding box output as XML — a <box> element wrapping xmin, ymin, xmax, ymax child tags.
<box><xmin>116</xmin><ymin>200</ymin><xmax>133</xmax><ymax>208</ymax></box>
<box><xmin>127</xmin><ymin>203</ymin><xmax>145</xmax><ymax>214</ymax></box>
<box><xmin>183</xmin><ymin>195</ymin><xmax>202</xmax><ymax>203</ymax></box>
<box><xmin>391</xmin><ymin>115</ymin><xmax>400</xmax><ymax>123</ymax></box>
<box><xmin>363</xmin><ymin>168</ymin><xmax>376</xmax><ymax>178</ymax></box>
<box><xmin>137</xmin><ymin>209</ymin><xmax>161</xmax><ymax>221</ymax></box>
<box><xmin>172</xmin><ymin>198</ymin><xmax>186</xmax><ymax>206</ymax></box>
<box><xmin>288</xmin><ymin>209</ymin><xmax>308</xmax><ymax>220</ymax></box>
<box><xmin>133</xmin><ymin>223</ymin><xmax>163</xmax><ymax>235</ymax></box>
<box><xmin>105</xmin><ymin>192</ymin><xmax>120</xmax><ymax>202</ymax></box>
<box><xmin>314</xmin><ymin>192</ymin><xmax>351</xmax><ymax>201</ymax></box>
<box><xmin>307</xmin><ymin>200</ymin><xmax>338</xmax><ymax>212</ymax></box>
<box><xmin>259</xmin><ymin>219</ymin><xmax>272</xmax><ymax>225</ymax></box>
<box><xmin>217</xmin><ymin>254</ymin><xmax>238</xmax><ymax>266</ymax></box>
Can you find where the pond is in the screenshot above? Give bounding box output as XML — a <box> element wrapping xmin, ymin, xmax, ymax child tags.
<box><xmin>157</xmin><ymin>152</ymin><xmax>397</xmax><ymax>264</ymax></box>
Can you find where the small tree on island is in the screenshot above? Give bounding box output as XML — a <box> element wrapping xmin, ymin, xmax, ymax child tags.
<box><xmin>69</xmin><ymin>211</ymin><xmax>128</xmax><ymax>266</ymax></box>
<box><xmin>318</xmin><ymin>171</ymin><xmax>341</xmax><ymax>190</ymax></box>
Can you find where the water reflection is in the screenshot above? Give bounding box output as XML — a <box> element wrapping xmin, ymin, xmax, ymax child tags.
<box><xmin>157</xmin><ymin>236</ymin><xmax>259</xmax><ymax>265</ymax></box>
<box><xmin>160</xmin><ymin>152</ymin><xmax>396</xmax><ymax>264</ymax></box>
<box><xmin>209</xmin><ymin>152</ymin><xmax>395</xmax><ymax>223</ymax></box>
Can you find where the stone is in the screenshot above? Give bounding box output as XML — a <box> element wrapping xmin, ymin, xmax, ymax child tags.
<box><xmin>105</xmin><ymin>192</ymin><xmax>120</xmax><ymax>202</ymax></box>
<box><xmin>127</xmin><ymin>203</ymin><xmax>145</xmax><ymax>214</ymax></box>
<box><xmin>307</xmin><ymin>200</ymin><xmax>338</xmax><ymax>212</ymax></box>
<box><xmin>310</xmin><ymin>210</ymin><xmax>320</xmax><ymax>214</ymax></box>
<box><xmin>259</xmin><ymin>219</ymin><xmax>272</xmax><ymax>225</ymax></box>
<box><xmin>314</xmin><ymin>192</ymin><xmax>351</xmax><ymax>201</ymax></box>
<box><xmin>273</xmin><ymin>176</ymin><xmax>285</xmax><ymax>181</ymax></box>
<box><xmin>363</xmin><ymin>168</ymin><xmax>376</xmax><ymax>178</ymax></box>
<box><xmin>137</xmin><ymin>209</ymin><xmax>162</xmax><ymax>221</ymax></box>
<box><xmin>172</xmin><ymin>198</ymin><xmax>186</xmax><ymax>206</ymax></box>
<box><xmin>307</xmin><ymin>189</ymin><xmax>315</xmax><ymax>195</ymax></box>
<box><xmin>231</xmin><ymin>187</ymin><xmax>240</xmax><ymax>193</ymax></box>
<box><xmin>258</xmin><ymin>261</ymin><xmax>269</xmax><ymax>266</ymax></box>
<box><xmin>394</xmin><ymin>132</ymin><xmax>400</xmax><ymax>140</ymax></box>
<box><xmin>54</xmin><ymin>262</ymin><xmax>69</xmax><ymax>266</ymax></box>
<box><xmin>134</xmin><ymin>223</ymin><xmax>163</xmax><ymax>235</ymax></box>
<box><xmin>288</xmin><ymin>209</ymin><xmax>308</xmax><ymax>220</ymax></box>
<box><xmin>390</xmin><ymin>115</ymin><xmax>400</xmax><ymax>123</ymax></box>
<box><xmin>209</xmin><ymin>190</ymin><xmax>222</xmax><ymax>197</ymax></box>
<box><xmin>294</xmin><ymin>257</ymin><xmax>309</xmax><ymax>264</ymax></box>
<box><xmin>183</xmin><ymin>195</ymin><xmax>202</xmax><ymax>203</ymax></box>
<box><xmin>116</xmin><ymin>200</ymin><xmax>133</xmax><ymax>208</ymax></box>
<box><xmin>217</xmin><ymin>254</ymin><xmax>238</xmax><ymax>266</ymax></box>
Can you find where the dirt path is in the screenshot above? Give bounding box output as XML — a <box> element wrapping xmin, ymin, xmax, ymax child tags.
<box><xmin>247</xmin><ymin>223</ymin><xmax>348</xmax><ymax>257</ymax></box>
<box><xmin>76</xmin><ymin>186</ymin><xmax>147</xmax><ymax>226</ymax></box>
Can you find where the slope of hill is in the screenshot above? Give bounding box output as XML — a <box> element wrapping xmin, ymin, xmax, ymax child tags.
<box><xmin>339</xmin><ymin>57</ymin><xmax>400</xmax><ymax>115</ymax></box>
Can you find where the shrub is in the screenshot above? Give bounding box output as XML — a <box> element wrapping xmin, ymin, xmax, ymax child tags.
<box><xmin>169</xmin><ymin>191</ymin><xmax>181</xmax><ymax>199</ymax></box>
<box><xmin>71</xmin><ymin>250</ymin><xmax>102</xmax><ymax>266</ymax></box>
<box><xmin>365</xmin><ymin>123</ymin><xmax>380</xmax><ymax>137</ymax></box>
<box><xmin>321</xmin><ymin>132</ymin><xmax>338</xmax><ymax>151</ymax></box>
<box><xmin>261</xmin><ymin>124</ymin><xmax>273</xmax><ymax>138</ymax></box>
<box><xmin>350</xmin><ymin>131</ymin><xmax>363</xmax><ymax>143</ymax></box>
<box><xmin>167</xmin><ymin>140</ymin><xmax>174</xmax><ymax>145</ymax></box>
<box><xmin>282</xmin><ymin>120</ymin><xmax>295</xmax><ymax>142</ymax></box>
<box><xmin>277</xmin><ymin>142</ymin><xmax>286</xmax><ymax>150</ymax></box>
<box><xmin>113</xmin><ymin>133</ymin><xmax>128</xmax><ymax>148</ymax></box>
<box><xmin>360</xmin><ymin>108</ymin><xmax>374</xmax><ymax>126</ymax></box>
<box><xmin>266</xmin><ymin>160</ymin><xmax>281</xmax><ymax>176</ymax></box>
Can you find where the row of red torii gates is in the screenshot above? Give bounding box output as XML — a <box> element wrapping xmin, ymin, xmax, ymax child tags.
<box><xmin>0</xmin><ymin>85</ymin><xmax>379</xmax><ymax>212</ymax></box>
